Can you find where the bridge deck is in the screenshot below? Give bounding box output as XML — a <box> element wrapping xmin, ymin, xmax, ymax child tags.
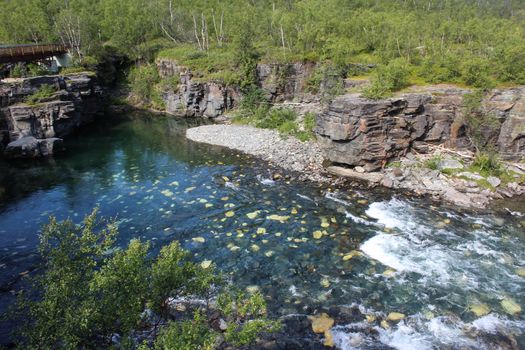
<box><xmin>0</xmin><ymin>44</ymin><xmax>68</xmax><ymax>64</ymax></box>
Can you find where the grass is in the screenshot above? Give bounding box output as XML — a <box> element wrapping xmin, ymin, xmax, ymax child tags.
<box><xmin>233</xmin><ymin>106</ymin><xmax>316</xmax><ymax>142</ymax></box>
<box><xmin>157</xmin><ymin>45</ymin><xmax>241</xmax><ymax>86</ymax></box>
<box><xmin>24</xmin><ymin>85</ymin><xmax>56</xmax><ymax>105</ymax></box>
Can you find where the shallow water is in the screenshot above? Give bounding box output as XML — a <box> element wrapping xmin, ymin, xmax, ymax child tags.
<box><xmin>0</xmin><ymin>112</ymin><xmax>524</xmax><ymax>348</ymax></box>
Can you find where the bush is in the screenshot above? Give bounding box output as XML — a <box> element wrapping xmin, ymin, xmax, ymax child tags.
<box><xmin>362</xmin><ymin>58</ymin><xmax>409</xmax><ymax>99</ymax></box>
<box><xmin>28</xmin><ymin>63</ymin><xmax>50</xmax><ymax>77</ymax></box>
<box><xmin>13</xmin><ymin>210</ymin><xmax>277</xmax><ymax>349</ymax></box>
<box><xmin>306</xmin><ymin>64</ymin><xmax>344</xmax><ymax>100</ymax></box>
<box><xmin>129</xmin><ymin>64</ymin><xmax>161</xmax><ymax>105</ymax></box>
<box><xmin>151</xmin><ymin>311</ymin><xmax>217</xmax><ymax>350</ymax></box>
<box><xmin>471</xmin><ymin>151</ymin><xmax>501</xmax><ymax>176</ymax></box>
<box><xmin>424</xmin><ymin>155</ymin><xmax>442</xmax><ymax>170</ymax></box>
<box><xmin>494</xmin><ymin>44</ymin><xmax>525</xmax><ymax>84</ymax></box>
<box><xmin>255</xmin><ymin>108</ymin><xmax>297</xmax><ymax>130</ymax></box>
<box><xmin>461</xmin><ymin>58</ymin><xmax>494</xmax><ymax>89</ymax></box>
<box><xmin>9</xmin><ymin>63</ymin><xmax>26</xmax><ymax>78</ymax></box>
<box><xmin>418</xmin><ymin>55</ymin><xmax>462</xmax><ymax>84</ymax></box>
<box><xmin>217</xmin><ymin>290</ymin><xmax>281</xmax><ymax>346</ymax></box>
<box><xmin>25</xmin><ymin>84</ymin><xmax>56</xmax><ymax>105</ymax></box>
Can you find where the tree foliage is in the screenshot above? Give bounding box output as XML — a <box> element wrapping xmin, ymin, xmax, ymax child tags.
<box><xmin>13</xmin><ymin>209</ymin><xmax>277</xmax><ymax>349</ymax></box>
<box><xmin>1</xmin><ymin>0</ymin><xmax>524</xmax><ymax>86</ymax></box>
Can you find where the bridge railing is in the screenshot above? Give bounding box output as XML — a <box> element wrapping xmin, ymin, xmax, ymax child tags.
<box><xmin>0</xmin><ymin>44</ymin><xmax>68</xmax><ymax>63</ymax></box>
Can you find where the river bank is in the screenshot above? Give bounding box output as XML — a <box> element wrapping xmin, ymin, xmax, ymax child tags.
<box><xmin>186</xmin><ymin>124</ymin><xmax>525</xmax><ymax>211</ymax></box>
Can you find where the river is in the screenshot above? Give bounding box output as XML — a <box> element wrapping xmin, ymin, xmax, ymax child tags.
<box><xmin>0</xmin><ymin>112</ymin><xmax>523</xmax><ymax>349</ymax></box>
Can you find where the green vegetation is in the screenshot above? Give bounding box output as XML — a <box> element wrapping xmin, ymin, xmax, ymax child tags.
<box><xmin>471</xmin><ymin>152</ymin><xmax>502</xmax><ymax>177</ymax></box>
<box><xmin>13</xmin><ymin>210</ymin><xmax>278</xmax><ymax>349</ymax></box>
<box><xmin>233</xmin><ymin>96</ymin><xmax>315</xmax><ymax>142</ymax></box>
<box><xmin>424</xmin><ymin>155</ymin><xmax>442</xmax><ymax>171</ymax></box>
<box><xmin>362</xmin><ymin>58</ymin><xmax>410</xmax><ymax>99</ymax></box>
<box><xmin>9</xmin><ymin>63</ymin><xmax>51</xmax><ymax>79</ymax></box>
<box><xmin>128</xmin><ymin>65</ymin><xmax>166</xmax><ymax>109</ymax></box>
<box><xmin>2</xmin><ymin>1</ymin><xmax>525</xmax><ymax>89</ymax></box>
<box><xmin>24</xmin><ymin>84</ymin><xmax>56</xmax><ymax>105</ymax></box>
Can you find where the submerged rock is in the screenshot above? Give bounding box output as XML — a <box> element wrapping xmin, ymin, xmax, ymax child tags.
<box><xmin>309</xmin><ymin>313</ymin><xmax>334</xmax><ymax>334</ymax></box>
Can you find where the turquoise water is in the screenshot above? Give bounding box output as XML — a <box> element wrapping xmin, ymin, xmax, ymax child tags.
<box><xmin>0</xmin><ymin>112</ymin><xmax>524</xmax><ymax>349</ymax></box>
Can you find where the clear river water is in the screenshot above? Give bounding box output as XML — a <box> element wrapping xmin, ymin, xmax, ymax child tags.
<box><xmin>0</xmin><ymin>112</ymin><xmax>524</xmax><ymax>349</ymax></box>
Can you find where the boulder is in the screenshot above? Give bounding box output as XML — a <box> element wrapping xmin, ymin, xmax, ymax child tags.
<box><xmin>4</xmin><ymin>136</ymin><xmax>63</xmax><ymax>158</ymax></box>
<box><xmin>438</xmin><ymin>159</ymin><xmax>464</xmax><ymax>171</ymax></box>
<box><xmin>487</xmin><ymin>176</ymin><xmax>502</xmax><ymax>188</ymax></box>
<box><xmin>326</xmin><ymin>166</ymin><xmax>383</xmax><ymax>184</ymax></box>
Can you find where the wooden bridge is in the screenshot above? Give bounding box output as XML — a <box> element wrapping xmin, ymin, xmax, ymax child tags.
<box><xmin>0</xmin><ymin>44</ymin><xmax>68</xmax><ymax>64</ymax></box>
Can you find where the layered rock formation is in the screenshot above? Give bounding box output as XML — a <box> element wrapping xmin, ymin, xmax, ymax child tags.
<box><xmin>0</xmin><ymin>73</ymin><xmax>102</xmax><ymax>158</ymax></box>
<box><xmin>156</xmin><ymin>59</ymin><xmax>318</xmax><ymax>118</ymax></box>
<box><xmin>316</xmin><ymin>86</ymin><xmax>525</xmax><ymax>170</ymax></box>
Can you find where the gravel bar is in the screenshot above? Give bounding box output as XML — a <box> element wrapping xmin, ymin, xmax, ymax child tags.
<box><xmin>186</xmin><ymin>125</ymin><xmax>327</xmax><ymax>182</ymax></box>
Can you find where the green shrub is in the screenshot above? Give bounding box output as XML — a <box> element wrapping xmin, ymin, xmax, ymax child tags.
<box><xmin>28</xmin><ymin>63</ymin><xmax>50</xmax><ymax>77</ymax></box>
<box><xmin>306</xmin><ymin>64</ymin><xmax>344</xmax><ymax>100</ymax></box>
<box><xmin>418</xmin><ymin>55</ymin><xmax>462</xmax><ymax>84</ymax></box>
<box><xmin>152</xmin><ymin>312</ymin><xmax>217</xmax><ymax>350</ymax></box>
<box><xmin>129</xmin><ymin>64</ymin><xmax>161</xmax><ymax>105</ymax></box>
<box><xmin>10</xmin><ymin>63</ymin><xmax>26</xmax><ymax>78</ymax></box>
<box><xmin>471</xmin><ymin>151</ymin><xmax>501</xmax><ymax>176</ymax></box>
<box><xmin>494</xmin><ymin>44</ymin><xmax>525</xmax><ymax>84</ymax></box>
<box><xmin>217</xmin><ymin>290</ymin><xmax>281</xmax><ymax>347</ymax></box>
<box><xmin>13</xmin><ymin>210</ymin><xmax>277</xmax><ymax>349</ymax></box>
<box><xmin>25</xmin><ymin>84</ymin><xmax>56</xmax><ymax>105</ymax></box>
<box><xmin>362</xmin><ymin>58</ymin><xmax>409</xmax><ymax>99</ymax></box>
<box><xmin>255</xmin><ymin>108</ymin><xmax>297</xmax><ymax>130</ymax></box>
<box><xmin>461</xmin><ymin>58</ymin><xmax>494</xmax><ymax>89</ymax></box>
<box><xmin>425</xmin><ymin>155</ymin><xmax>442</xmax><ymax>170</ymax></box>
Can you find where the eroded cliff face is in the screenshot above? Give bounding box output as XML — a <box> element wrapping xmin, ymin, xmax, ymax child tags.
<box><xmin>156</xmin><ymin>59</ymin><xmax>317</xmax><ymax>118</ymax></box>
<box><xmin>0</xmin><ymin>73</ymin><xmax>102</xmax><ymax>158</ymax></box>
<box><xmin>316</xmin><ymin>86</ymin><xmax>525</xmax><ymax>170</ymax></box>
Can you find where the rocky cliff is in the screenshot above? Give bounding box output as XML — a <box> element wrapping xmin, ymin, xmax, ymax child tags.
<box><xmin>156</xmin><ymin>59</ymin><xmax>318</xmax><ymax>118</ymax></box>
<box><xmin>316</xmin><ymin>85</ymin><xmax>525</xmax><ymax>170</ymax></box>
<box><xmin>0</xmin><ymin>73</ymin><xmax>102</xmax><ymax>158</ymax></box>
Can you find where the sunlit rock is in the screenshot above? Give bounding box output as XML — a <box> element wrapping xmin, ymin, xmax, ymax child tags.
<box><xmin>309</xmin><ymin>313</ymin><xmax>334</xmax><ymax>334</ymax></box>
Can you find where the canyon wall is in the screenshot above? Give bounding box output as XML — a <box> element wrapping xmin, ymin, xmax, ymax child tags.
<box><xmin>0</xmin><ymin>73</ymin><xmax>102</xmax><ymax>158</ymax></box>
<box><xmin>157</xmin><ymin>58</ymin><xmax>525</xmax><ymax>169</ymax></box>
<box><xmin>156</xmin><ymin>59</ymin><xmax>318</xmax><ymax>118</ymax></box>
<box><xmin>316</xmin><ymin>85</ymin><xmax>525</xmax><ymax>170</ymax></box>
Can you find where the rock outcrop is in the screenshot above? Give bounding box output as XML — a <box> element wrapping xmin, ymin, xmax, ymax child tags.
<box><xmin>0</xmin><ymin>73</ymin><xmax>102</xmax><ymax>158</ymax></box>
<box><xmin>156</xmin><ymin>59</ymin><xmax>318</xmax><ymax>119</ymax></box>
<box><xmin>4</xmin><ymin>136</ymin><xmax>63</xmax><ymax>158</ymax></box>
<box><xmin>256</xmin><ymin>62</ymin><xmax>317</xmax><ymax>103</ymax></box>
<box><xmin>316</xmin><ymin>86</ymin><xmax>525</xmax><ymax>170</ymax></box>
<box><xmin>157</xmin><ymin>59</ymin><xmax>239</xmax><ymax>118</ymax></box>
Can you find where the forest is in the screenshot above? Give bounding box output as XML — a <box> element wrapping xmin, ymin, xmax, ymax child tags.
<box><xmin>1</xmin><ymin>0</ymin><xmax>525</xmax><ymax>89</ymax></box>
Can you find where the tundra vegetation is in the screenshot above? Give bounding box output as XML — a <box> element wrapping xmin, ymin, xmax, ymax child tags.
<box><xmin>11</xmin><ymin>209</ymin><xmax>279</xmax><ymax>349</ymax></box>
<box><xmin>1</xmin><ymin>1</ymin><xmax>522</xmax><ymax>166</ymax></box>
<box><xmin>1</xmin><ymin>0</ymin><xmax>525</xmax><ymax>91</ymax></box>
